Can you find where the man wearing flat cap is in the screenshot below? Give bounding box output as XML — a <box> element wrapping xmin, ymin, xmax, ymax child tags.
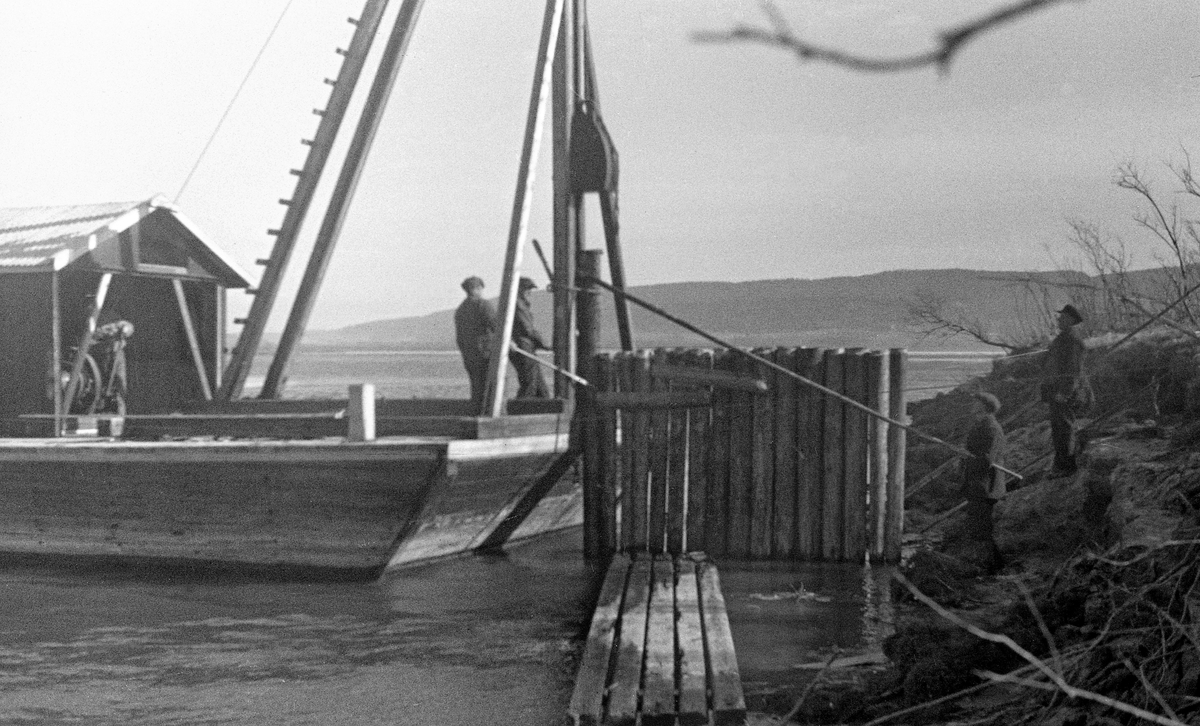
<box><xmin>510</xmin><ymin>276</ymin><xmax>550</xmax><ymax>398</ymax></box>
<box><xmin>1041</xmin><ymin>304</ymin><xmax>1087</xmax><ymax>476</ymax></box>
<box><xmin>454</xmin><ymin>276</ymin><xmax>496</xmax><ymax>407</ymax></box>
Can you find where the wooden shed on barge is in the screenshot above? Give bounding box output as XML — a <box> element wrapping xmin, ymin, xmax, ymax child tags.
<box><xmin>0</xmin><ymin>196</ymin><xmax>253</xmax><ymax>435</ymax></box>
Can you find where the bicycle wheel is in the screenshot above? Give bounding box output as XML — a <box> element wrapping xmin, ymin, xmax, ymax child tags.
<box><xmin>63</xmin><ymin>354</ymin><xmax>102</xmax><ymax>414</ymax></box>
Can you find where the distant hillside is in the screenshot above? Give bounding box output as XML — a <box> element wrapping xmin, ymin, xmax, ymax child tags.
<box><xmin>302</xmin><ymin>268</ymin><xmax>1120</xmax><ymax>351</ymax></box>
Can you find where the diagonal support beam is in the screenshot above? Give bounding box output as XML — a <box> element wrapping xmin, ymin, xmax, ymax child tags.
<box><xmin>483</xmin><ymin>0</ymin><xmax>567</xmax><ymax>417</ymax></box>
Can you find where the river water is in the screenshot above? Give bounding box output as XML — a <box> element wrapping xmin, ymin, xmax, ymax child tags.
<box><xmin>0</xmin><ymin>350</ymin><xmax>991</xmax><ymax>724</ymax></box>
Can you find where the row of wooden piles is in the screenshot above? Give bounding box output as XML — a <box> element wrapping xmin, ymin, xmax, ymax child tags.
<box><xmin>580</xmin><ymin>347</ymin><xmax>907</xmax><ymax>563</ymax></box>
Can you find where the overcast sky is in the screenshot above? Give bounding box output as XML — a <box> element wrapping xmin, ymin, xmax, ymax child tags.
<box><xmin>1</xmin><ymin>1</ymin><xmax>1197</xmax><ymax>329</ymax></box>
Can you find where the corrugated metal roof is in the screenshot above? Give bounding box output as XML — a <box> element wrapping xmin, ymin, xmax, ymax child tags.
<box><xmin>0</xmin><ymin>196</ymin><xmax>252</xmax><ymax>287</ymax></box>
<box><xmin>0</xmin><ymin>200</ymin><xmax>142</xmax><ymax>269</ymax></box>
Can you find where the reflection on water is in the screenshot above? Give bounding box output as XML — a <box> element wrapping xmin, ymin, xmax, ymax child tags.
<box><xmin>0</xmin><ymin>531</ymin><xmax>596</xmax><ymax>726</ymax></box>
<box><xmin>0</xmin><ymin>528</ymin><xmax>900</xmax><ymax>724</ymax></box>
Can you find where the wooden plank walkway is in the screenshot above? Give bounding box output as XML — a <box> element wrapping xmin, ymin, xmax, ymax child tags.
<box><xmin>568</xmin><ymin>552</ymin><xmax>746</xmax><ymax>726</ymax></box>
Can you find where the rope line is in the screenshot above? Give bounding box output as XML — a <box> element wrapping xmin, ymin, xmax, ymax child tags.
<box><xmin>174</xmin><ymin>0</ymin><xmax>296</xmax><ymax>203</ymax></box>
<box><xmin>583</xmin><ymin>275</ymin><xmax>1024</xmax><ymax>480</ymax></box>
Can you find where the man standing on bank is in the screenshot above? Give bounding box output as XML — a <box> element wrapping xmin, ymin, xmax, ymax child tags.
<box><xmin>963</xmin><ymin>392</ymin><xmax>1006</xmax><ymax>559</ymax></box>
<box><xmin>454</xmin><ymin>276</ymin><xmax>496</xmax><ymax>408</ymax></box>
<box><xmin>510</xmin><ymin>276</ymin><xmax>551</xmax><ymax>398</ymax></box>
<box><xmin>1042</xmin><ymin>304</ymin><xmax>1087</xmax><ymax>476</ymax></box>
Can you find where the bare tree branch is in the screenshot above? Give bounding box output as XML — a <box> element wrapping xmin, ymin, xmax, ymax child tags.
<box><xmin>693</xmin><ymin>0</ymin><xmax>1086</xmax><ymax>74</ymax></box>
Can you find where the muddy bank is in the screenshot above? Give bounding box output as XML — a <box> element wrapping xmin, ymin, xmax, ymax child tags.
<box><xmin>773</xmin><ymin>332</ymin><xmax>1200</xmax><ymax>725</ymax></box>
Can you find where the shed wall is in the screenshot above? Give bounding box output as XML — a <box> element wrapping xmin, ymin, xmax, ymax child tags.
<box><xmin>0</xmin><ymin>273</ymin><xmax>55</xmax><ymax>434</ymax></box>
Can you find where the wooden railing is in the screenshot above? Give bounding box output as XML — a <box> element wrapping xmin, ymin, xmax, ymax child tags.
<box><xmin>582</xmin><ymin>347</ymin><xmax>907</xmax><ymax>563</ymax></box>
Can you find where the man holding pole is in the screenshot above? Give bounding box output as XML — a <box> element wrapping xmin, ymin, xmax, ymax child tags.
<box><xmin>511</xmin><ymin>276</ymin><xmax>550</xmax><ymax>398</ymax></box>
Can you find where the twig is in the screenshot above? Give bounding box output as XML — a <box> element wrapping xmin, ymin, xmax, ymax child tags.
<box><xmin>1124</xmin><ymin>657</ymin><xmax>1183</xmax><ymax>722</ymax></box>
<box><xmin>781</xmin><ymin>649</ymin><xmax>838</xmax><ymax>723</ymax></box>
<box><xmin>693</xmin><ymin>0</ymin><xmax>1084</xmax><ymax>75</ymax></box>
<box><xmin>896</xmin><ymin>571</ymin><xmax>1190</xmax><ymax>726</ymax></box>
<box><xmin>916</xmin><ymin>500</ymin><xmax>968</xmax><ymax>534</ymax></box>
<box><xmin>1017</xmin><ymin>580</ymin><xmax>1062</xmax><ymax>675</ymax></box>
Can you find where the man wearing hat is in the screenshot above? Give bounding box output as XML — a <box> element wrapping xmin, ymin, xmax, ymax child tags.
<box><xmin>454</xmin><ymin>276</ymin><xmax>496</xmax><ymax>407</ymax></box>
<box><xmin>511</xmin><ymin>276</ymin><xmax>550</xmax><ymax>398</ymax></box>
<box><xmin>1041</xmin><ymin>304</ymin><xmax>1087</xmax><ymax>476</ymax></box>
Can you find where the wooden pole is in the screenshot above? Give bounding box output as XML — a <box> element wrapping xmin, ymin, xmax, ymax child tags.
<box><xmin>705</xmin><ymin>348</ymin><xmax>733</xmax><ymax>557</ymax></box>
<box><xmin>726</xmin><ymin>351</ymin><xmax>754</xmax><ymax>558</ymax></box>
<box><xmin>219</xmin><ymin>0</ymin><xmax>394</xmax><ymax>400</ymax></box>
<box><xmin>262</xmin><ymin>0</ymin><xmax>428</xmax><ymax>399</ymax></box>
<box><xmin>794</xmin><ymin>348</ymin><xmax>824</xmax><ymax>560</ymax></box>
<box><xmin>484</xmin><ymin>0</ymin><xmax>567</xmax><ymax>417</ymax></box>
<box><xmin>347</xmin><ymin>383</ymin><xmax>376</xmax><ymax>442</ymax></box>
<box><xmin>173</xmin><ymin>279</ymin><xmax>213</xmax><ymax>401</ymax></box>
<box><xmin>628</xmin><ymin>350</ymin><xmax>652</xmax><ymax>551</ymax></box>
<box><xmin>772</xmin><ymin>347</ymin><xmax>798</xmax><ymax>559</ymax></box>
<box><xmin>867</xmin><ymin>351</ymin><xmax>890</xmax><ymax>562</ymax></box>
<box><xmin>617</xmin><ymin>352</ymin><xmax>635</xmax><ymax>551</ymax></box>
<box><xmin>551</xmin><ymin>0</ymin><xmax>578</xmax><ymax>399</ymax></box>
<box><xmin>50</xmin><ymin>271</ymin><xmax>62</xmax><ymax>435</ymax></box>
<box><xmin>665</xmin><ymin>349</ymin><xmax>688</xmax><ymax>554</ymax></box>
<box><xmin>647</xmin><ymin>348</ymin><xmax>670</xmax><ymax>552</ymax></box>
<box><xmin>61</xmin><ymin>273</ymin><xmax>112</xmax><ymax>420</ymax></box>
<box><xmin>885</xmin><ymin>348</ymin><xmax>908</xmax><ymax>563</ymax></box>
<box><xmin>579</xmin><ymin>250</ymin><xmax>603</xmax><ymax>560</ymax></box>
<box><xmin>684</xmin><ymin>349</ymin><xmax>712</xmax><ymax>552</ymax></box>
<box><xmin>749</xmin><ymin>348</ymin><xmax>775</xmax><ymax>559</ymax></box>
<box><xmin>820</xmin><ymin>349</ymin><xmax>845</xmax><ymax>561</ymax></box>
<box><xmin>842</xmin><ymin>349</ymin><xmax>869</xmax><ymax>561</ymax></box>
<box><xmin>596</xmin><ymin>352</ymin><xmax>618</xmax><ymax>558</ymax></box>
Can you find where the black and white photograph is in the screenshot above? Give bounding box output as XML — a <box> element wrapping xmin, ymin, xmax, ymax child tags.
<box><xmin>0</xmin><ymin>1</ymin><xmax>1198</xmax><ymax>724</ymax></box>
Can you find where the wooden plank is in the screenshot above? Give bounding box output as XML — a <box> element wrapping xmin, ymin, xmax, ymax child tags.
<box><xmin>647</xmin><ymin>349</ymin><xmax>671</xmax><ymax>553</ymax></box>
<box><xmin>665</xmin><ymin>350</ymin><xmax>688</xmax><ymax>554</ymax></box>
<box><xmin>640</xmin><ymin>554</ymin><xmax>678</xmax><ymax>724</ymax></box>
<box><xmin>866</xmin><ymin>351</ymin><xmax>890</xmax><ymax>562</ymax></box>
<box><xmin>674</xmin><ymin>557</ymin><xmax>708</xmax><ymax>725</ymax></box>
<box><xmin>725</xmin><ymin>351</ymin><xmax>754</xmax><ymax>558</ymax></box>
<box><xmin>749</xmin><ymin>348</ymin><xmax>775</xmax><ymax>559</ymax></box>
<box><xmin>794</xmin><ymin>348</ymin><xmax>824</xmax><ymax>560</ymax></box>
<box><xmin>885</xmin><ymin>349</ymin><xmax>908</xmax><ymax>564</ymax></box>
<box><xmin>617</xmin><ymin>353</ymin><xmax>636</xmax><ymax>551</ymax></box>
<box><xmin>172</xmin><ymin>279</ymin><xmax>213</xmax><ymax>401</ymax></box>
<box><xmin>704</xmin><ymin>349</ymin><xmax>733</xmax><ymax>557</ymax></box>
<box><xmin>650</xmin><ymin>363</ymin><xmax>768</xmax><ymax>393</ymax></box>
<box><xmin>629</xmin><ymin>351</ymin><xmax>652</xmax><ymax>552</ymax></box>
<box><xmin>821</xmin><ymin>349</ymin><xmax>845</xmax><ymax>561</ymax></box>
<box><xmin>594</xmin><ymin>390</ymin><xmax>711</xmax><ymax>410</ymax></box>
<box><xmin>698</xmin><ymin>561</ymin><xmax>746</xmax><ymax>725</ymax></box>
<box><xmin>684</xmin><ymin>350</ymin><xmax>713</xmax><ymax>553</ymax></box>
<box><xmin>606</xmin><ymin>556</ymin><xmax>653</xmax><ymax>725</ymax></box>
<box><xmin>568</xmin><ymin>554</ymin><xmax>632</xmax><ymax>726</ymax></box>
<box><xmin>597</xmin><ymin>353</ymin><xmax>620</xmax><ymax>558</ymax></box>
<box><xmin>842</xmin><ymin>349</ymin><xmax>869</xmax><ymax>562</ymax></box>
<box><xmin>772</xmin><ymin>348</ymin><xmax>798</xmax><ymax>559</ymax></box>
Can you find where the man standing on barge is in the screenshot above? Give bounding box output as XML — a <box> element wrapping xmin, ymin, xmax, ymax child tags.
<box><xmin>510</xmin><ymin>276</ymin><xmax>550</xmax><ymax>398</ymax></box>
<box><xmin>455</xmin><ymin>276</ymin><xmax>496</xmax><ymax>408</ymax></box>
<box><xmin>1041</xmin><ymin>304</ymin><xmax>1087</xmax><ymax>477</ymax></box>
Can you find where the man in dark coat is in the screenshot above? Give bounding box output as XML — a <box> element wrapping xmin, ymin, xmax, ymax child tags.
<box><xmin>510</xmin><ymin>276</ymin><xmax>550</xmax><ymax>398</ymax></box>
<box><xmin>454</xmin><ymin>276</ymin><xmax>496</xmax><ymax>407</ymax></box>
<box><xmin>1041</xmin><ymin>304</ymin><xmax>1086</xmax><ymax>476</ymax></box>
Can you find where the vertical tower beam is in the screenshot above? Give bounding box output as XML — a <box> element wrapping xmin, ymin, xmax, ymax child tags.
<box><xmin>551</xmin><ymin>0</ymin><xmax>578</xmax><ymax>398</ymax></box>
<box><xmin>218</xmin><ymin>0</ymin><xmax>392</xmax><ymax>400</ymax></box>
<box><xmin>260</xmin><ymin>0</ymin><xmax>428</xmax><ymax>399</ymax></box>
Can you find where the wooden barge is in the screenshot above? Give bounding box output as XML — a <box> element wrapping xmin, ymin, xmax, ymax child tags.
<box><xmin>0</xmin><ymin>0</ymin><xmax>628</xmax><ymax>578</ymax></box>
